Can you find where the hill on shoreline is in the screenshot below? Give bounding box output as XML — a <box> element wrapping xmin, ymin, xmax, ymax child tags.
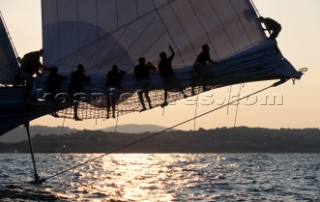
<box><xmin>0</xmin><ymin>127</ymin><xmax>319</xmax><ymax>153</ymax></box>
<box><xmin>0</xmin><ymin>124</ymin><xmax>167</xmax><ymax>143</ymax></box>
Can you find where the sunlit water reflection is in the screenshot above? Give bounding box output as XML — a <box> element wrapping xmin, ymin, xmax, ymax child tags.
<box><xmin>1</xmin><ymin>153</ymin><xmax>320</xmax><ymax>201</ymax></box>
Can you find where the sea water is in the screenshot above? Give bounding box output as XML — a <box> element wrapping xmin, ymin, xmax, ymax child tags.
<box><xmin>0</xmin><ymin>153</ymin><xmax>319</xmax><ymax>201</ymax></box>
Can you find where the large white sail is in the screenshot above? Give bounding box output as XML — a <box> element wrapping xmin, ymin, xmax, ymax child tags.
<box><xmin>41</xmin><ymin>0</ymin><xmax>302</xmax><ymax>119</ymax></box>
<box><xmin>42</xmin><ymin>0</ymin><xmax>265</xmax><ymax>74</ymax></box>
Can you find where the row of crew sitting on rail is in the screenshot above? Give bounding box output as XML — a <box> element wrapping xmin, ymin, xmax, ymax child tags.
<box><xmin>14</xmin><ymin>43</ymin><xmax>217</xmax><ymax>121</ymax></box>
<box><xmin>82</xmin><ymin>43</ymin><xmax>218</xmax><ymax>120</ymax></box>
<box><xmin>82</xmin><ymin>44</ymin><xmax>215</xmax><ymax>120</ymax></box>
<box><xmin>14</xmin><ymin>16</ymin><xmax>281</xmax><ymax>120</ymax></box>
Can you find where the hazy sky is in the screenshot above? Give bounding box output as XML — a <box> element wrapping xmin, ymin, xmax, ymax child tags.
<box><xmin>1</xmin><ymin>0</ymin><xmax>319</xmax><ymax>131</ymax></box>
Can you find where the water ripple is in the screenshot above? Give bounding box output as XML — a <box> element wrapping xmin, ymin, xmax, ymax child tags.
<box><xmin>0</xmin><ymin>153</ymin><xmax>319</xmax><ymax>201</ymax></box>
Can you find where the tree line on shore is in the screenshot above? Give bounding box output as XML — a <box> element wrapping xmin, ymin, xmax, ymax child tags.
<box><xmin>0</xmin><ymin>127</ymin><xmax>319</xmax><ymax>153</ymax></box>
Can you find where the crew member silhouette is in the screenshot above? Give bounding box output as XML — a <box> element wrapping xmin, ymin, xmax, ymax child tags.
<box><xmin>47</xmin><ymin>66</ymin><xmax>66</xmax><ymax>117</ymax></box>
<box><xmin>106</xmin><ymin>65</ymin><xmax>126</xmax><ymax>119</ymax></box>
<box><xmin>158</xmin><ymin>45</ymin><xmax>187</xmax><ymax>107</ymax></box>
<box><xmin>134</xmin><ymin>57</ymin><xmax>156</xmax><ymax>112</ymax></box>
<box><xmin>259</xmin><ymin>16</ymin><xmax>282</xmax><ymax>39</ymax></box>
<box><xmin>69</xmin><ymin>64</ymin><xmax>91</xmax><ymax>121</ymax></box>
<box><xmin>15</xmin><ymin>49</ymin><xmax>49</xmax><ymax>102</ymax></box>
<box><xmin>191</xmin><ymin>44</ymin><xmax>217</xmax><ymax>95</ymax></box>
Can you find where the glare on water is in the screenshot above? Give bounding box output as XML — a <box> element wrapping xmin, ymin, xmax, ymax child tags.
<box><xmin>1</xmin><ymin>153</ymin><xmax>320</xmax><ymax>201</ymax></box>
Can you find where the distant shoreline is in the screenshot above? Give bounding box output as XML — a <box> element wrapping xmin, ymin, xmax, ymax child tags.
<box><xmin>1</xmin><ymin>127</ymin><xmax>320</xmax><ymax>153</ymax></box>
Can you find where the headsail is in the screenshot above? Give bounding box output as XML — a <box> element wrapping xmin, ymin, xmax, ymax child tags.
<box><xmin>41</xmin><ymin>0</ymin><xmax>302</xmax><ymax>120</ymax></box>
<box><xmin>42</xmin><ymin>0</ymin><xmax>265</xmax><ymax>73</ymax></box>
<box><xmin>0</xmin><ymin>12</ymin><xmax>19</xmax><ymax>85</ymax></box>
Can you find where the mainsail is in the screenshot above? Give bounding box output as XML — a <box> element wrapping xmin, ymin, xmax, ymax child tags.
<box><xmin>41</xmin><ymin>0</ymin><xmax>302</xmax><ymax>120</ymax></box>
<box><xmin>0</xmin><ymin>12</ymin><xmax>19</xmax><ymax>85</ymax></box>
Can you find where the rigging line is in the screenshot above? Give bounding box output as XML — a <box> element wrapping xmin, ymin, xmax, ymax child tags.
<box><xmin>207</xmin><ymin>0</ymin><xmax>235</xmax><ymax>52</ymax></box>
<box><xmin>167</xmin><ymin>0</ymin><xmax>197</xmax><ymax>56</ymax></box>
<box><xmin>115</xmin><ymin>13</ymin><xmax>160</xmax><ymax>65</ymax></box>
<box><xmin>95</xmin><ymin>0</ymin><xmax>99</xmax><ymax>37</ymax></box>
<box><xmin>115</xmin><ymin>111</ymin><xmax>119</xmax><ymax>133</ymax></box>
<box><xmin>46</xmin><ymin>1</ymin><xmax>179</xmax><ymax>67</ymax></box>
<box><xmin>86</xmin><ymin>0</ymin><xmax>102</xmax><ymax>68</ymax></box>
<box><xmin>96</xmin><ymin>27</ymin><xmax>128</xmax><ymax>73</ymax></box>
<box><xmin>249</xmin><ymin>0</ymin><xmax>267</xmax><ymax>37</ymax></box>
<box><xmin>98</xmin><ymin>12</ymin><xmax>160</xmax><ymax>72</ymax></box>
<box><xmin>115</xmin><ymin>0</ymin><xmax>118</xmax><ymax>29</ymax></box>
<box><xmin>249</xmin><ymin>0</ymin><xmax>262</xmax><ymax>17</ymax></box>
<box><xmin>186</xmin><ymin>0</ymin><xmax>219</xmax><ymax>58</ymax></box>
<box><xmin>111</xmin><ymin>0</ymin><xmax>178</xmax><ymax>34</ymax></box>
<box><xmin>60</xmin><ymin>118</ymin><xmax>66</xmax><ymax>136</ymax></box>
<box><xmin>41</xmin><ymin>80</ymin><xmax>282</xmax><ymax>183</ymax></box>
<box><xmin>228</xmin><ymin>0</ymin><xmax>252</xmax><ymax>44</ymax></box>
<box><xmin>226</xmin><ymin>85</ymin><xmax>233</xmax><ymax>115</ymax></box>
<box><xmin>55</xmin><ymin>0</ymin><xmax>61</xmax><ymax>68</ymax></box>
<box><xmin>0</xmin><ymin>11</ymin><xmax>19</xmax><ymax>58</ymax></box>
<box><xmin>135</xmin><ymin>0</ymin><xmax>138</xmax><ymax>17</ymax></box>
<box><xmin>152</xmin><ymin>0</ymin><xmax>184</xmax><ymax>64</ymax></box>
<box><xmin>233</xmin><ymin>84</ymin><xmax>243</xmax><ymax>128</ymax></box>
<box><xmin>79</xmin><ymin>20</ymin><xmax>103</xmax><ymax>69</ymax></box>
<box><xmin>204</xmin><ymin>0</ymin><xmax>262</xmax><ymax>56</ymax></box>
<box><xmin>138</xmin><ymin>30</ymin><xmax>168</xmax><ymax>64</ymax></box>
<box><xmin>194</xmin><ymin>94</ymin><xmax>199</xmax><ymax>131</ymax></box>
<box><xmin>73</xmin><ymin>0</ymin><xmax>82</xmax><ymax>69</ymax></box>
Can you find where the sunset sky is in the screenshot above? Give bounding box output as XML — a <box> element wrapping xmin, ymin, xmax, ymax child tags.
<box><xmin>1</xmin><ymin>0</ymin><xmax>319</xmax><ymax>131</ymax></box>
